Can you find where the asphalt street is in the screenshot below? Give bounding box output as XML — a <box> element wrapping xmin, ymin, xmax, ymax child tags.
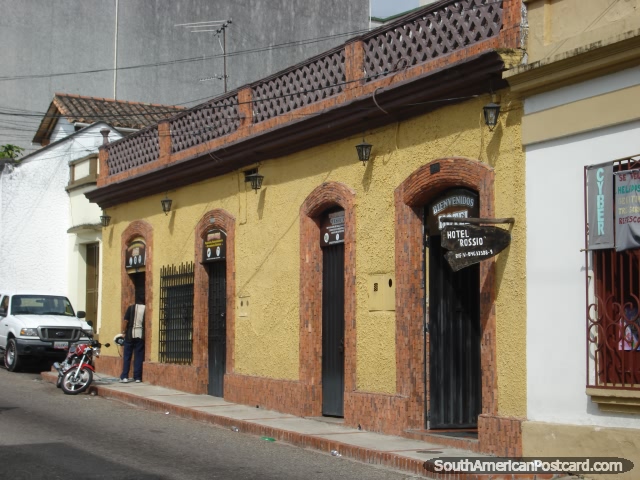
<box><xmin>0</xmin><ymin>366</ymin><xmax>420</xmax><ymax>480</ymax></box>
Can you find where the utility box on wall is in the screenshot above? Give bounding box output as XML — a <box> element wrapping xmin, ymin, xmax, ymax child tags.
<box><xmin>237</xmin><ymin>295</ymin><xmax>250</xmax><ymax>318</ymax></box>
<box><xmin>368</xmin><ymin>274</ymin><xmax>395</xmax><ymax>311</ymax></box>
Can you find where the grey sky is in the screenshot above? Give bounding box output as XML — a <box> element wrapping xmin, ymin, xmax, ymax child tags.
<box><xmin>370</xmin><ymin>0</ymin><xmax>420</xmax><ymax>18</ymax></box>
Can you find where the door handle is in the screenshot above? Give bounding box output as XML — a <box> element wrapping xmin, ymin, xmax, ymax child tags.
<box><xmin>338</xmin><ymin>338</ymin><xmax>344</xmax><ymax>353</ymax></box>
<box><xmin>220</xmin><ymin>313</ymin><xmax>225</xmax><ymax>318</ymax></box>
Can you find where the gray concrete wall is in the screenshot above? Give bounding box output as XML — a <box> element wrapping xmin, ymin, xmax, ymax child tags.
<box><xmin>0</xmin><ymin>0</ymin><xmax>370</xmax><ymax>154</ymax></box>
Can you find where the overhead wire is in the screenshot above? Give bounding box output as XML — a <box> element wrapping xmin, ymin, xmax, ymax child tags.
<box><xmin>1</xmin><ymin>0</ymin><xmax>510</xmax><ymax>149</ymax></box>
<box><xmin>0</xmin><ymin>27</ymin><xmax>374</xmax><ymax>83</ymax></box>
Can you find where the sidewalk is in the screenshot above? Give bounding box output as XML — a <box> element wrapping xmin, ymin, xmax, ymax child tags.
<box><xmin>41</xmin><ymin>371</ymin><xmax>571</xmax><ymax>479</ymax></box>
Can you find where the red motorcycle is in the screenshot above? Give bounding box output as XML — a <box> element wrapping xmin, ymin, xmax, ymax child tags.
<box><xmin>54</xmin><ymin>338</ymin><xmax>109</xmax><ymax>395</ymax></box>
<box><xmin>53</xmin><ymin>342</ymin><xmax>84</xmax><ymax>388</ymax></box>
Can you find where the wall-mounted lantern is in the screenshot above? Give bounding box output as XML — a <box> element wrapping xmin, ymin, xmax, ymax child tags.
<box><xmin>161</xmin><ymin>194</ymin><xmax>172</xmax><ymax>215</ymax></box>
<box><xmin>100</xmin><ymin>211</ymin><xmax>111</xmax><ymax>227</ymax></box>
<box><xmin>483</xmin><ymin>102</ymin><xmax>501</xmax><ymax>131</ymax></box>
<box><xmin>355</xmin><ymin>137</ymin><xmax>373</xmax><ymax>166</ymax></box>
<box><xmin>245</xmin><ymin>169</ymin><xmax>264</xmax><ymax>191</ymax></box>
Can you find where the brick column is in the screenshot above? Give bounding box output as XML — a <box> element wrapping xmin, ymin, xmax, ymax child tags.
<box><xmin>500</xmin><ymin>0</ymin><xmax>523</xmax><ymax>49</ymax></box>
<box><xmin>237</xmin><ymin>87</ymin><xmax>254</xmax><ymax>129</ymax></box>
<box><xmin>158</xmin><ymin>121</ymin><xmax>172</xmax><ymax>164</ymax></box>
<box><xmin>344</xmin><ymin>40</ymin><xmax>365</xmax><ymax>100</ymax></box>
<box><xmin>97</xmin><ymin>147</ymin><xmax>109</xmax><ymax>187</ymax></box>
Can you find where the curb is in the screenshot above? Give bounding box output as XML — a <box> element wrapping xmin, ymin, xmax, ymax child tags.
<box><xmin>42</xmin><ymin>372</ymin><xmax>429</xmax><ymax>477</ymax></box>
<box><xmin>42</xmin><ymin>372</ymin><xmax>562</xmax><ymax>480</ymax></box>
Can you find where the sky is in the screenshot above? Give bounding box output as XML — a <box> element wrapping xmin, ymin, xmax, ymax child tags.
<box><xmin>370</xmin><ymin>0</ymin><xmax>420</xmax><ymax>18</ymax></box>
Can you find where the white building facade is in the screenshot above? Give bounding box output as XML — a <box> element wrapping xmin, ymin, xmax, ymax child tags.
<box><xmin>506</xmin><ymin>1</ymin><xmax>640</xmax><ymax>475</ymax></box>
<box><xmin>0</xmin><ymin>121</ymin><xmax>123</xmax><ymax>329</ymax></box>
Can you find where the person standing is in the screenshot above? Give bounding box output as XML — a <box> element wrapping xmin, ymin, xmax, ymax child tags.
<box><xmin>120</xmin><ymin>290</ymin><xmax>145</xmax><ymax>383</ymax></box>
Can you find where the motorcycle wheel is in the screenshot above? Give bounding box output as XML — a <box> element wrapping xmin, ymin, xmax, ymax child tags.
<box><xmin>61</xmin><ymin>367</ymin><xmax>93</xmax><ymax>395</ymax></box>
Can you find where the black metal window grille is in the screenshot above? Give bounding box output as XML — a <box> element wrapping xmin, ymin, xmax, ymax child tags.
<box><xmin>586</xmin><ymin>154</ymin><xmax>640</xmax><ymax>390</ymax></box>
<box><xmin>159</xmin><ymin>262</ymin><xmax>194</xmax><ymax>364</ymax></box>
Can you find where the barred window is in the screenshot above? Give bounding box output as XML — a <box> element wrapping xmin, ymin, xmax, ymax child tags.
<box><xmin>587</xmin><ymin>156</ymin><xmax>640</xmax><ymax>390</ymax></box>
<box><xmin>159</xmin><ymin>262</ymin><xmax>194</xmax><ymax>364</ymax></box>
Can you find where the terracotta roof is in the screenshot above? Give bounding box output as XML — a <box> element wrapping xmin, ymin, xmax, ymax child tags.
<box><xmin>32</xmin><ymin>93</ymin><xmax>185</xmax><ymax>145</ymax></box>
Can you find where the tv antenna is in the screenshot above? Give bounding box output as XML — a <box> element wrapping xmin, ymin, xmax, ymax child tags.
<box><xmin>175</xmin><ymin>19</ymin><xmax>232</xmax><ymax>92</ymax></box>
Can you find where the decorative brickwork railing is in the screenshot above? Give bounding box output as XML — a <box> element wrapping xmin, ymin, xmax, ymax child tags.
<box><xmin>170</xmin><ymin>94</ymin><xmax>240</xmax><ymax>154</ymax></box>
<box><xmin>251</xmin><ymin>49</ymin><xmax>346</xmax><ymax>124</ymax></box>
<box><xmin>106</xmin><ymin>125</ymin><xmax>160</xmax><ymax>175</ymax></box>
<box><xmin>101</xmin><ymin>0</ymin><xmax>510</xmax><ymax>178</ymax></box>
<box><xmin>363</xmin><ymin>0</ymin><xmax>503</xmax><ymax>82</ymax></box>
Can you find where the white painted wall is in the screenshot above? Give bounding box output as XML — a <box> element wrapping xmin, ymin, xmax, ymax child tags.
<box><xmin>0</xmin><ymin>146</ymin><xmax>71</xmax><ymax>294</ymax></box>
<box><xmin>526</xmin><ymin>67</ymin><xmax>640</xmax><ymax>428</ymax></box>
<box><xmin>70</xmin><ymin>184</ymin><xmax>103</xmax><ymax>227</ymax></box>
<box><xmin>0</xmin><ymin>123</ymin><xmax>121</xmax><ymax>321</ymax></box>
<box><xmin>50</xmin><ymin>117</ymin><xmax>75</xmax><ymax>143</ymax></box>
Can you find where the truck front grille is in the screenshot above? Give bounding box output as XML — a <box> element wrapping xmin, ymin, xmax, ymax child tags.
<box><xmin>39</xmin><ymin>328</ymin><xmax>83</xmax><ymax>342</ymax></box>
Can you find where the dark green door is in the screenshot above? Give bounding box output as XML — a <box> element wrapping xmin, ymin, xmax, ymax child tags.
<box><xmin>428</xmin><ymin>237</ymin><xmax>481</xmax><ymax>428</ymax></box>
<box><xmin>208</xmin><ymin>261</ymin><xmax>226</xmax><ymax>397</ymax></box>
<box><xmin>322</xmin><ymin>243</ymin><xmax>345</xmax><ymax>417</ymax></box>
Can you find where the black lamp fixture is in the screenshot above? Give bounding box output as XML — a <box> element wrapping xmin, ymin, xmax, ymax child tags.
<box><xmin>244</xmin><ymin>169</ymin><xmax>264</xmax><ymax>191</ymax></box>
<box><xmin>161</xmin><ymin>193</ymin><xmax>173</xmax><ymax>215</ymax></box>
<box><xmin>483</xmin><ymin>102</ymin><xmax>501</xmax><ymax>131</ymax></box>
<box><xmin>100</xmin><ymin>211</ymin><xmax>111</xmax><ymax>227</ymax></box>
<box><xmin>355</xmin><ymin>136</ymin><xmax>373</xmax><ymax>166</ymax></box>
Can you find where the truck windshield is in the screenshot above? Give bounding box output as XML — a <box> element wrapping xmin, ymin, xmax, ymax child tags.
<box><xmin>10</xmin><ymin>295</ymin><xmax>75</xmax><ymax>316</ymax></box>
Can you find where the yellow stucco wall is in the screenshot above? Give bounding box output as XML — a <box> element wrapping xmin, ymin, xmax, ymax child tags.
<box><xmin>99</xmin><ymin>92</ymin><xmax>526</xmax><ymax>416</ymax></box>
<box><xmin>525</xmin><ymin>0</ymin><xmax>640</xmax><ymax>64</ymax></box>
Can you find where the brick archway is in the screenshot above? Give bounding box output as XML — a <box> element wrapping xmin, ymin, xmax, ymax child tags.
<box><xmin>193</xmin><ymin>209</ymin><xmax>236</xmax><ymax>392</ymax></box>
<box><xmin>394</xmin><ymin>157</ymin><xmax>499</xmax><ymax>436</ymax></box>
<box><xmin>300</xmin><ymin>181</ymin><xmax>356</xmax><ymax>417</ymax></box>
<box><xmin>121</xmin><ymin>220</ymin><xmax>154</xmax><ymax>362</ymax></box>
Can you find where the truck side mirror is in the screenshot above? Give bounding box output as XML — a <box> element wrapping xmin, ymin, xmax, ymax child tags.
<box><xmin>77</xmin><ymin>311</ymin><xmax>86</xmax><ymax>319</ymax></box>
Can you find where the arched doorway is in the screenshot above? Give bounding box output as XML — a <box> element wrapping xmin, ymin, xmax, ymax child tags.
<box><xmin>299</xmin><ymin>182</ymin><xmax>356</xmax><ymax>418</ymax></box>
<box><xmin>394</xmin><ymin>157</ymin><xmax>497</xmax><ymax>432</ymax></box>
<box><xmin>121</xmin><ymin>222</ymin><xmax>153</xmax><ymax>365</ymax></box>
<box><xmin>193</xmin><ymin>209</ymin><xmax>236</xmax><ymax>399</ymax></box>
<box><xmin>320</xmin><ymin>208</ymin><xmax>346</xmax><ymax>417</ymax></box>
<box><xmin>203</xmin><ymin>229</ymin><xmax>227</xmax><ymax>397</ymax></box>
<box><xmin>425</xmin><ymin>188</ymin><xmax>481</xmax><ymax>428</ymax></box>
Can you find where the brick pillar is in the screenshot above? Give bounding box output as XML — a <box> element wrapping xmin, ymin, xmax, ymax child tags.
<box><xmin>237</xmin><ymin>87</ymin><xmax>254</xmax><ymax>129</ymax></box>
<box><xmin>344</xmin><ymin>40</ymin><xmax>365</xmax><ymax>100</ymax></box>
<box><xmin>158</xmin><ymin>121</ymin><xmax>172</xmax><ymax>163</ymax></box>
<box><xmin>500</xmin><ymin>0</ymin><xmax>523</xmax><ymax>49</ymax></box>
<box><xmin>97</xmin><ymin>147</ymin><xmax>109</xmax><ymax>187</ymax></box>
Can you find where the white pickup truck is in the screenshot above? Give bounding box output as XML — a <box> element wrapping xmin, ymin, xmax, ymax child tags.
<box><xmin>0</xmin><ymin>292</ymin><xmax>93</xmax><ymax>372</ymax></box>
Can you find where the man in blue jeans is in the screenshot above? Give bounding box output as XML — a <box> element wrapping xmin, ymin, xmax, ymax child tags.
<box><xmin>120</xmin><ymin>291</ymin><xmax>145</xmax><ymax>383</ymax></box>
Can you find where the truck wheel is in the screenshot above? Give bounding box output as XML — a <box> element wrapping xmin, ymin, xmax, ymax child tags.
<box><xmin>4</xmin><ymin>338</ymin><xmax>21</xmax><ymax>372</ymax></box>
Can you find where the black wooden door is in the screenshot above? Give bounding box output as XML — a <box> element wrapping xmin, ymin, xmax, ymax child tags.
<box><xmin>208</xmin><ymin>261</ymin><xmax>226</xmax><ymax>397</ymax></box>
<box><xmin>428</xmin><ymin>237</ymin><xmax>481</xmax><ymax>428</ymax></box>
<box><xmin>133</xmin><ymin>272</ymin><xmax>145</xmax><ymax>303</ymax></box>
<box><xmin>322</xmin><ymin>243</ymin><xmax>345</xmax><ymax>417</ymax></box>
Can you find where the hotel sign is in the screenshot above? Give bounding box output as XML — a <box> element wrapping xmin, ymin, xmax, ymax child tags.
<box><xmin>320</xmin><ymin>210</ymin><xmax>345</xmax><ymax>247</ymax></box>
<box><xmin>203</xmin><ymin>229</ymin><xmax>226</xmax><ymax>262</ymax></box>
<box><xmin>441</xmin><ymin>225</ymin><xmax>511</xmax><ymax>272</ymax></box>
<box><xmin>427</xmin><ymin>189</ymin><xmax>479</xmax><ymax>236</ymax></box>
<box><xmin>125</xmin><ymin>240</ymin><xmax>146</xmax><ymax>271</ymax></box>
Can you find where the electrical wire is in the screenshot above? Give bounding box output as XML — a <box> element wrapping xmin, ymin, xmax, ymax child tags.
<box><xmin>0</xmin><ymin>27</ymin><xmax>373</xmax><ymax>83</ymax></box>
